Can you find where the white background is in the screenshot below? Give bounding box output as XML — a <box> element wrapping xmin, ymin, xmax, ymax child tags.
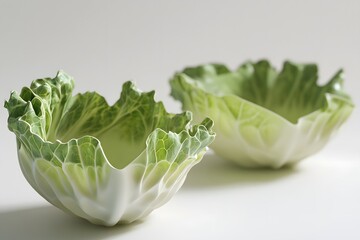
<box><xmin>1</xmin><ymin>0</ymin><xmax>359</xmax><ymax>239</ymax></box>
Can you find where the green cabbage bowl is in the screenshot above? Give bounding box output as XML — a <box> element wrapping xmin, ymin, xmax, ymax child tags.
<box><xmin>170</xmin><ymin>60</ymin><xmax>354</xmax><ymax>168</ymax></box>
<box><xmin>5</xmin><ymin>71</ymin><xmax>215</xmax><ymax>226</ymax></box>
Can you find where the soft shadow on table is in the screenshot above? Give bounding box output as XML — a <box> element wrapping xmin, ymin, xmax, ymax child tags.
<box><xmin>183</xmin><ymin>153</ymin><xmax>299</xmax><ymax>189</ymax></box>
<box><xmin>0</xmin><ymin>205</ymin><xmax>143</xmax><ymax>240</ymax></box>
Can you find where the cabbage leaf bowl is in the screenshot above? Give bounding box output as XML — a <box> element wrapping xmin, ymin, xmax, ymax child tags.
<box><xmin>5</xmin><ymin>71</ymin><xmax>215</xmax><ymax>226</ymax></box>
<box><xmin>170</xmin><ymin>60</ymin><xmax>353</xmax><ymax>168</ymax></box>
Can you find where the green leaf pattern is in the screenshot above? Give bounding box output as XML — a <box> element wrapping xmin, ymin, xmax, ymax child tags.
<box><xmin>170</xmin><ymin>60</ymin><xmax>353</xmax><ymax>168</ymax></box>
<box><xmin>5</xmin><ymin>72</ymin><xmax>215</xmax><ymax>226</ymax></box>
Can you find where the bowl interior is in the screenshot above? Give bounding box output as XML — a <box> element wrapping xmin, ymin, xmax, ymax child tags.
<box><xmin>183</xmin><ymin>62</ymin><xmax>341</xmax><ymax>124</ymax></box>
<box><xmin>51</xmin><ymin>92</ymin><xmax>190</xmax><ymax>169</ymax></box>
